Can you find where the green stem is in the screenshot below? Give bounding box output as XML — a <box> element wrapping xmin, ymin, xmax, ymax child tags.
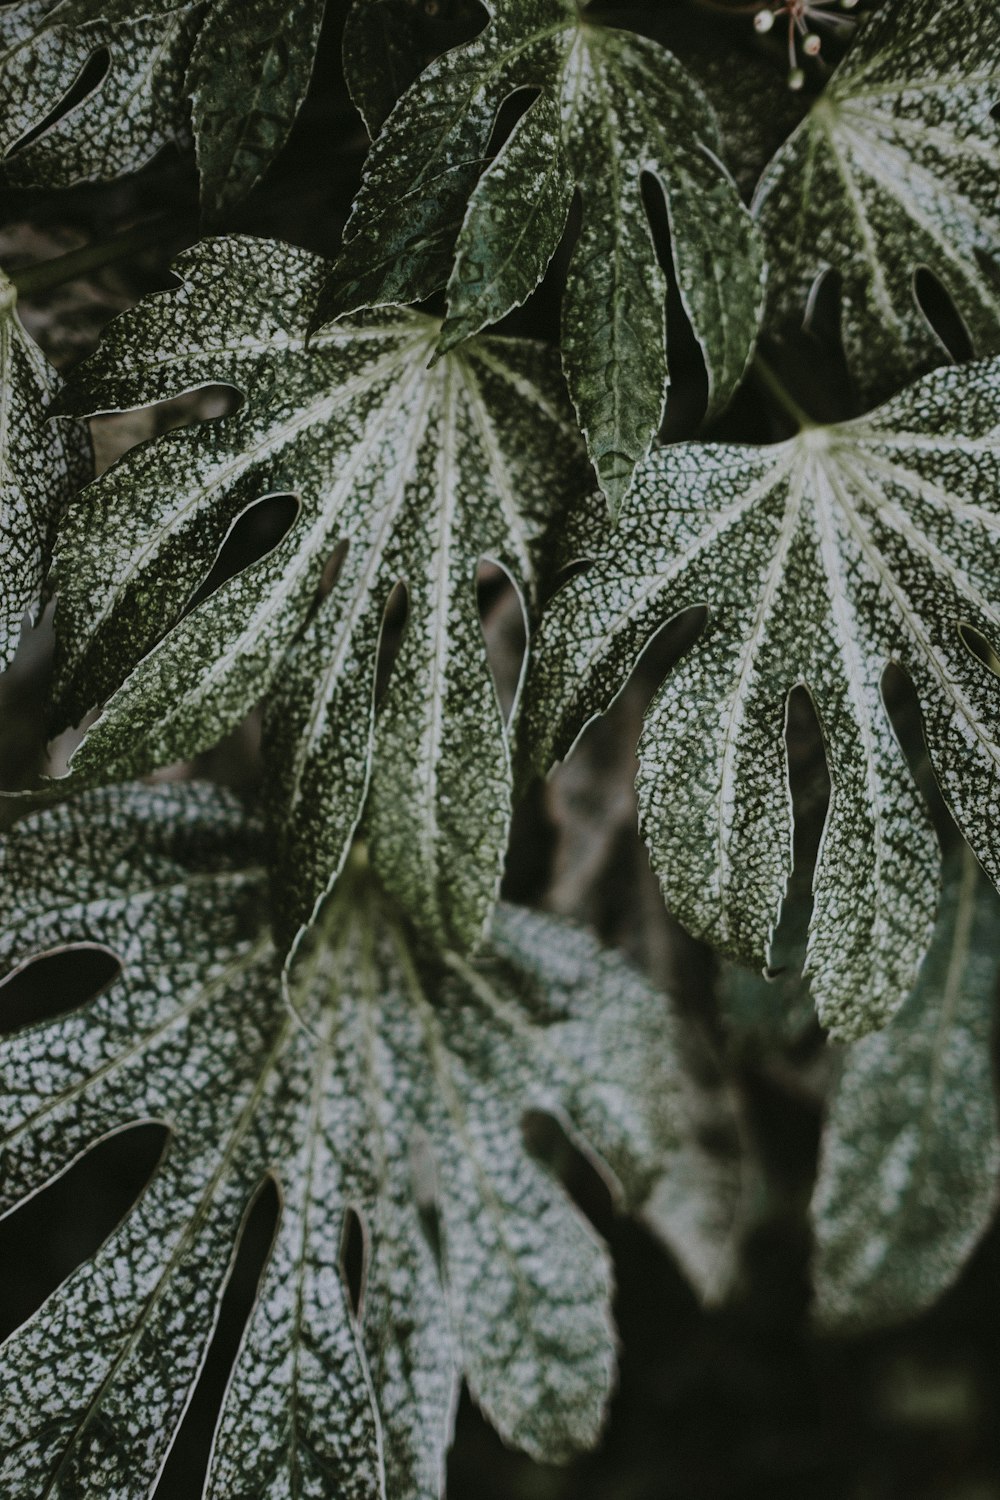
<box><xmin>8</xmin><ymin>213</ymin><xmax>198</xmax><ymax>298</ymax></box>
<box><xmin>752</xmin><ymin>352</ymin><xmax>816</xmax><ymax>432</ymax></box>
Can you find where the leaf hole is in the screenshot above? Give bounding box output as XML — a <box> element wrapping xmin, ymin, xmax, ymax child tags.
<box><xmin>913</xmin><ymin>267</ymin><xmax>974</xmax><ymax>363</ymax></box>
<box><xmin>804</xmin><ymin>266</ymin><xmax>843</xmax><ymax>348</ymax></box>
<box><xmin>770</xmin><ymin>684</ymin><xmax>830</xmax><ymax>973</ymax></box>
<box><xmin>477</xmin><ymin>560</ymin><xmax>526</xmax><ymax>723</ymax></box>
<box><xmin>0</xmin><ymin>1121</ymin><xmax>168</xmax><ymax>1344</ymax></box>
<box><xmin>0</xmin><ymin>943</ymin><xmax>122</xmax><ymax>1036</ymax></box>
<box><xmin>959</xmin><ymin>621</ymin><xmax>1000</xmax><ymax>680</ymax></box>
<box><xmin>184</xmin><ymin>492</ymin><xmax>300</xmax><ymax>615</ymax></box>
<box><xmin>881</xmin><ymin>662</ymin><xmax>952</xmax><ymax>844</ymax></box>
<box><xmin>375</xmin><ymin>580</ymin><xmax>410</xmax><ymax>706</ymax></box>
<box><xmin>521</xmin><ymin>1110</ymin><xmax>616</xmax><ymax>1239</ymax></box>
<box><xmin>90</xmin><ymin>387</ymin><xmax>242</xmax><ymax>476</ymax></box>
<box><xmin>484</xmin><ymin>85</ymin><xmax>540</xmax><ymax>160</ymax></box>
<box><xmin>339</xmin><ymin>1206</ymin><xmax>369</xmax><ymax>1320</ymax></box>
<box><xmin>6</xmin><ymin>46</ymin><xmax>111</xmax><ymax>157</ymax></box>
<box><xmin>632</xmin><ymin>605</ymin><xmax>709</xmax><ymax>715</ymax></box>
<box><xmin>154</xmin><ymin>1174</ymin><xmax>281</xmax><ymax>1500</ymax></box>
<box><xmin>798</xmin><ymin>270</ymin><xmax>857</xmax><ymax>424</ymax></box>
<box><xmin>639</xmin><ymin>171</ymin><xmax>710</xmax><ymax>437</ymax></box>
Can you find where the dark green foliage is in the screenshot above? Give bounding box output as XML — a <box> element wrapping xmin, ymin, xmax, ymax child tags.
<box><xmin>2</xmin><ymin>0</ymin><xmax>1000</xmax><ymax>1495</ymax></box>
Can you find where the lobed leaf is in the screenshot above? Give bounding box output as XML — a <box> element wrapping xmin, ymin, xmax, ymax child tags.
<box><xmin>812</xmin><ymin>847</ymin><xmax>1000</xmax><ymax>1329</ymax></box>
<box><xmin>753</xmin><ymin>0</ymin><xmax>1000</xmax><ymax>404</ymax></box>
<box><xmin>51</xmin><ymin>234</ymin><xmax>590</xmax><ymax>960</ymax></box>
<box><xmin>0</xmin><ymin>781</ymin><xmax>681</xmax><ymax>1497</ymax></box>
<box><xmin>328</xmin><ymin>0</ymin><xmax>765</xmax><ymax>515</ymax></box>
<box><xmin>524</xmin><ymin>358</ymin><xmax>1000</xmax><ymax>1040</ymax></box>
<box><xmin>0</xmin><ymin>0</ymin><xmax>328</xmax><ymax>213</ymax></box>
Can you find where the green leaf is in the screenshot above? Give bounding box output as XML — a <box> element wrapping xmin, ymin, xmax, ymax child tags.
<box><xmin>753</xmin><ymin>0</ymin><xmax>1000</xmax><ymax>405</ymax></box>
<box><xmin>51</xmin><ymin>235</ymin><xmax>589</xmax><ymax>958</ymax></box>
<box><xmin>812</xmin><ymin>847</ymin><xmax>1000</xmax><ymax>1330</ymax></box>
<box><xmin>327</xmin><ymin>0</ymin><xmax>765</xmax><ymax>514</ymax></box>
<box><xmin>343</xmin><ymin>0</ymin><xmax>484</xmax><ymax>139</ymax></box>
<box><xmin>0</xmin><ymin>0</ymin><xmax>328</xmax><ymax>213</ymax></box>
<box><xmin>0</xmin><ymin>268</ymin><xmax>90</xmax><ymax>672</ymax></box>
<box><xmin>524</xmin><ymin>358</ymin><xmax>1000</xmax><ymax>1040</ymax></box>
<box><xmin>0</xmin><ymin>782</ymin><xmax>680</xmax><ymax>1496</ymax></box>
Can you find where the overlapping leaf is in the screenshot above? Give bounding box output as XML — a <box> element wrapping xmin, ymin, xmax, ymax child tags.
<box><xmin>0</xmin><ymin>267</ymin><xmax>90</xmax><ymax>672</ymax></box>
<box><xmin>51</xmin><ymin>234</ymin><xmax>589</xmax><ymax>957</ymax></box>
<box><xmin>0</xmin><ymin>0</ymin><xmax>328</xmax><ymax>214</ymax></box>
<box><xmin>524</xmin><ymin>359</ymin><xmax>1000</xmax><ymax>1040</ymax></box>
<box><xmin>753</xmin><ymin>0</ymin><xmax>1000</xmax><ymax>404</ymax></box>
<box><xmin>812</xmin><ymin>847</ymin><xmax>1000</xmax><ymax>1329</ymax></box>
<box><xmin>328</xmin><ymin>0</ymin><xmax>764</xmax><ymax>514</ymax></box>
<box><xmin>0</xmin><ymin>781</ymin><xmax>680</xmax><ymax>1498</ymax></box>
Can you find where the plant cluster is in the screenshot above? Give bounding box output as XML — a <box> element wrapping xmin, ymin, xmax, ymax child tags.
<box><xmin>1</xmin><ymin>0</ymin><xmax>1000</xmax><ymax>1494</ymax></box>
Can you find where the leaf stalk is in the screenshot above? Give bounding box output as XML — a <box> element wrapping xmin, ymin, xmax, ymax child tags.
<box><xmin>752</xmin><ymin>352</ymin><xmax>817</xmax><ymax>432</ymax></box>
<box><xmin>7</xmin><ymin>215</ymin><xmax>197</xmax><ymax>299</ymax></box>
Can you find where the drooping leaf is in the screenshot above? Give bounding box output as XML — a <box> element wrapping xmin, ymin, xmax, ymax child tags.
<box><xmin>524</xmin><ymin>358</ymin><xmax>1000</xmax><ymax>1040</ymax></box>
<box><xmin>0</xmin><ymin>781</ymin><xmax>680</xmax><ymax>1497</ymax></box>
<box><xmin>0</xmin><ymin>0</ymin><xmax>329</xmax><ymax>215</ymax></box>
<box><xmin>753</xmin><ymin>0</ymin><xmax>1000</xmax><ymax>405</ymax></box>
<box><xmin>326</xmin><ymin>0</ymin><xmax>765</xmax><ymax>514</ymax></box>
<box><xmin>812</xmin><ymin>847</ymin><xmax>1000</xmax><ymax>1330</ymax></box>
<box><xmin>50</xmin><ymin>234</ymin><xmax>589</xmax><ymax>958</ymax></box>
<box><xmin>0</xmin><ymin>267</ymin><xmax>90</xmax><ymax>673</ymax></box>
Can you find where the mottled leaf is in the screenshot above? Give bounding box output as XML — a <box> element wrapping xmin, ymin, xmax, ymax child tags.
<box><xmin>51</xmin><ymin>234</ymin><xmax>589</xmax><ymax>959</ymax></box>
<box><xmin>0</xmin><ymin>267</ymin><xmax>90</xmax><ymax>672</ymax></box>
<box><xmin>753</xmin><ymin>0</ymin><xmax>1000</xmax><ymax>404</ymax></box>
<box><xmin>524</xmin><ymin>359</ymin><xmax>1000</xmax><ymax>1040</ymax></box>
<box><xmin>343</xmin><ymin>0</ymin><xmax>485</xmax><ymax>138</ymax></box>
<box><xmin>812</xmin><ymin>847</ymin><xmax>1000</xmax><ymax>1329</ymax></box>
<box><xmin>328</xmin><ymin>0</ymin><xmax>765</xmax><ymax>514</ymax></box>
<box><xmin>0</xmin><ymin>0</ymin><xmax>328</xmax><ymax>212</ymax></box>
<box><xmin>0</xmin><ymin>781</ymin><xmax>680</xmax><ymax>1497</ymax></box>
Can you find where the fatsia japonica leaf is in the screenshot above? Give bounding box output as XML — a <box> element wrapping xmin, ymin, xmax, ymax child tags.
<box><xmin>524</xmin><ymin>358</ymin><xmax>1000</xmax><ymax>1041</ymax></box>
<box><xmin>51</xmin><ymin>234</ymin><xmax>589</xmax><ymax>959</ymax></box>
<box><xmin>327</xmin><ymin>0</ymin><xmax>765</xmax><ymax>515</ymax></box>
<box><xmin>753</xmin><ymin>0</ymin><xmax>1000</xmax><ymax>405</ymax></box>
<box><xmin>0</xmin><ymin>0</ymin><xmax>328</xmax><ymax>215</ymax></box>
<box><xmin>812</xmin><ymin>847</ymin><xmax>1000</xmax><ymax>1330</ymax></box>
<box><xmin>0</xmin><ymin>781</ymin><xmax>681</xmax><ymax>1498</ymax></box>
<box><xmin>0</xmin><ymin>267</ymin><xmax>90</xmax><ymax>671</ymax></box>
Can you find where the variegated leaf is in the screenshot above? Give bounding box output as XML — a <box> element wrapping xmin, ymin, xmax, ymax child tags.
<box><xmin>524</xmin><ymin>358</ymin><xmax>1000</xmax><ymax>1040</ymax></box>
<box><xmin>0</xmin><ymin>781</ymin><xmax>680</xmax><ymax>1498</ymax></box>
<box><xmin>753</xmin><ymin>0</ymin><xmax>1000</xmax><ymax>404</ymax></box>
<box><xmin>328</xmin><ymin>0</ymin><xmax>765</xmax><ymax>515</ymax></box>
<box><xmin>812</xmin><ymin>846</ymin><xmax>1000</xmax><ymax>1329</ymax></box>
<box><xmin>51</xmin><ymin>234</ymin><xmax>589</xmax><ymax>958</ymax></box>
<box><xmin>0</xmin><ymin>0</ymin><xmax>328</xmax><ymax>214</ymax></box>
<box><xmin>0</xmin><ymin>267</ymin><xmax>90</xmax><ymax>673</ymax></box>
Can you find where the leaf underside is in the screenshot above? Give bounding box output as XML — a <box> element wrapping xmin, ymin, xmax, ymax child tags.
<box><xmin>753</xmin><ymin>0</ymin><xmax>1000</xmax><ymax>404</ymax></box>
<box><xmin>0</xmin><ymin>0</ymin><xmax>328</xmax><ymax>212</ymax></box>
<box><xmin>328</xmin><ymin>0</ymin><xmax>764</xmax><ymax>513</ymax></box>
<box><xmin>525</xmin><ymin>358</ymin><xmax>1000</xmax><ymax>1040</ymax></box>
<box><xmin>0</xmin><ymin>782</ymin><xmax>680</xmax><ymax>1499</ymax></box>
